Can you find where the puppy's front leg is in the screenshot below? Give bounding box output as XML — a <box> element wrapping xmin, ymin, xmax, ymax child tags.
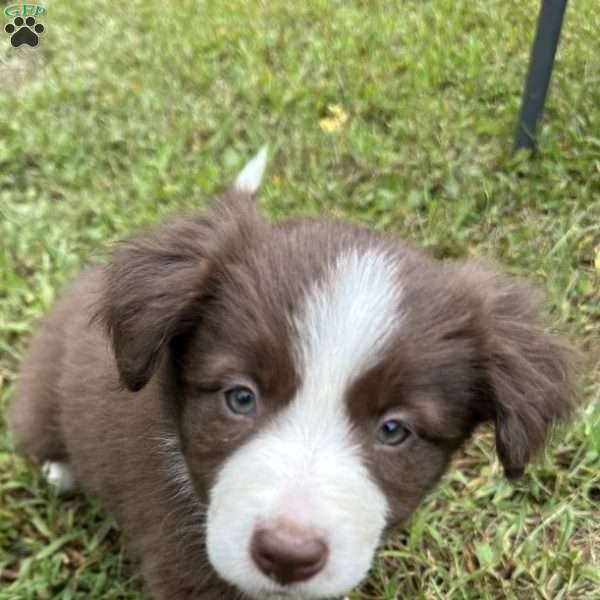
<box><xmin>92</xmin><ymin>460</ymin><xmax>233</xmax><ymax>600</ymax></box>
<box><xmin>142</xmin><ymin>569</ymin><xmax>235</xmax><ymax>600</ymax></box>
<box><xmin>133</xmin><ymin>535</ymin><xmax>236</xmax><ymax>600</ymax></box>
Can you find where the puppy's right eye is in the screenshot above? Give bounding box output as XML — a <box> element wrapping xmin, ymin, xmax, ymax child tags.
<box><xmin>224</xmin><ymin>386</ymin><xmax>257</xmax><ymax>416</ymax></box>
<box><xmin>376</xmin><ymin>418</ymin><xmax>411</xmax><ymax>446</ymax></box>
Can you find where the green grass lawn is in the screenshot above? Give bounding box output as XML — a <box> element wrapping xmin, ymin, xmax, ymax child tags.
<box><xmin>1</xmin><ymin>0</ymin><xmax>599</xmax><ymax>598</ymax></box>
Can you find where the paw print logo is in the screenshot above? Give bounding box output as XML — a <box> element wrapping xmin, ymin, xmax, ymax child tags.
<box><xmin>5</xmin><ymin>16</ymin><xmax>44</xmax><ymax>47</ymax></box>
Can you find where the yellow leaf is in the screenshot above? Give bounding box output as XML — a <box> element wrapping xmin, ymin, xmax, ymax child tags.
<box><xmin>319</xmin><ymin>104</ymin><xmax>348</xmax><ymax>132</ymax></box>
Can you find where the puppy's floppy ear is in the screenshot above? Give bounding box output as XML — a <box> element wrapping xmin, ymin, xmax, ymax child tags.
<box><xmin>98</xmin><ymin>148</ymin><xmax>268</xmax><ymax>392</ymax></box>
<box><xmin>98</xmin><ymin>215</ymin><xmax>219</xmax><ymax>392</ymax></box>
<box><xmin>457</xmin><ymin>261</ymin><xmax>577</xmax><ymax>479</ymax></box>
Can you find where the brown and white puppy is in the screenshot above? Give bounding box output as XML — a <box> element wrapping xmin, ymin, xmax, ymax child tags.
<box><xmin>9</xmin><ymin>149</ymin><xmax>575</xmax><ymax>599</ymax></box>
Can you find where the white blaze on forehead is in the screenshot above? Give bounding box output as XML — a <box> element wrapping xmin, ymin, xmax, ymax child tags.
<box><xmin>294</xmin><ymin>247</ymin><xmax>402</xmax><ymax>413</ymax></box>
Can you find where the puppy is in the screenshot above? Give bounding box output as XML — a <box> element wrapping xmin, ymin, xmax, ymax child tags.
<box><xmin>9</xmin><ymin>148</ymin><xmax>575</xmax><ymax>599</ymax></box>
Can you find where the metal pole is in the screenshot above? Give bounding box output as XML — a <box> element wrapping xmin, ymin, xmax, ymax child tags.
<box><xmin>514</xmin><ymin>0</ymin><xmax>568</xmax><ymax>152</ymax></box>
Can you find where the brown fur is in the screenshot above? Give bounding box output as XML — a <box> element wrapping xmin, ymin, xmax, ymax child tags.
<box><xmin>8</xmin><ymin>189</ymin><xmax>576</xmax><ymax>599</ymax></box>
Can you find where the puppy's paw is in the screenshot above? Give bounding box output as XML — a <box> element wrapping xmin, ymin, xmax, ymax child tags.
<box><xmin>42</xmin><ymin>461</ymin><xmax>77</xmax><ymax>493</ymax></box>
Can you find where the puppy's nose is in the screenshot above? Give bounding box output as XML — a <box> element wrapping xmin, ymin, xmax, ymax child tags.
<box><xmin>251</xmin><ymin>522</ymin><xmax>328</xmax><ymax>585</ymax></box>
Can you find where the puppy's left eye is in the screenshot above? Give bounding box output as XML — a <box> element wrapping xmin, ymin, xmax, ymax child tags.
<box><xmin>224</xmin><ymin>386</ymin><xmax>257</xmax><ymax>416</ymax></box>
<box><xmin>376</xmin><ymin>419</ymin><xmax>411</xmax><ymax>446</ymax></box>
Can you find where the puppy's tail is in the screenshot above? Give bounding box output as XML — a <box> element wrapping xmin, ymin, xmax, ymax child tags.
<box><xmin>234</xmin><ymin>145</ymin><xmax>268</xmax><ymax>194</ymax></box>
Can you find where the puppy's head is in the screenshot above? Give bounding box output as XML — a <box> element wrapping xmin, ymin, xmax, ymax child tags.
<box><xmin>100</xmin><ymin>150</ymin><xmax>575</xmax><ymax>599</ymax></box>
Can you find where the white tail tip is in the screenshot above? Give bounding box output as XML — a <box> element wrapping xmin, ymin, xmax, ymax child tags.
<box><xmin>234</xmin><ymin>145</ymin><xmax>268</xmax><ymax>194</ymax></box>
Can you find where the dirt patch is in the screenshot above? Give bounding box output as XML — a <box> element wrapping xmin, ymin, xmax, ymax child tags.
<box><xmin>0</xmin><ymin>45</ymin><xmax>46</xmax><ymax>94</ymax></box>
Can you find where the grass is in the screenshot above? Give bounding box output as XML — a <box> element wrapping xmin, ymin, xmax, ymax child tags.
<box><xmin>0</xmin><ymin>0</ymin><xmax>598</xmax><ymax>598</ymax></box>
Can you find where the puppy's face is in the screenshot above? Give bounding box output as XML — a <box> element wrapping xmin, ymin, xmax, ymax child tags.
<box><xmin>176</xmin><ymin>240</ymin><xmax>482</xmax><ymax>599</ymax></box>
<box><xmin>101</xmin><ymin>161</ymin><xmax>574</xmax><ymax>599</ymax></box>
